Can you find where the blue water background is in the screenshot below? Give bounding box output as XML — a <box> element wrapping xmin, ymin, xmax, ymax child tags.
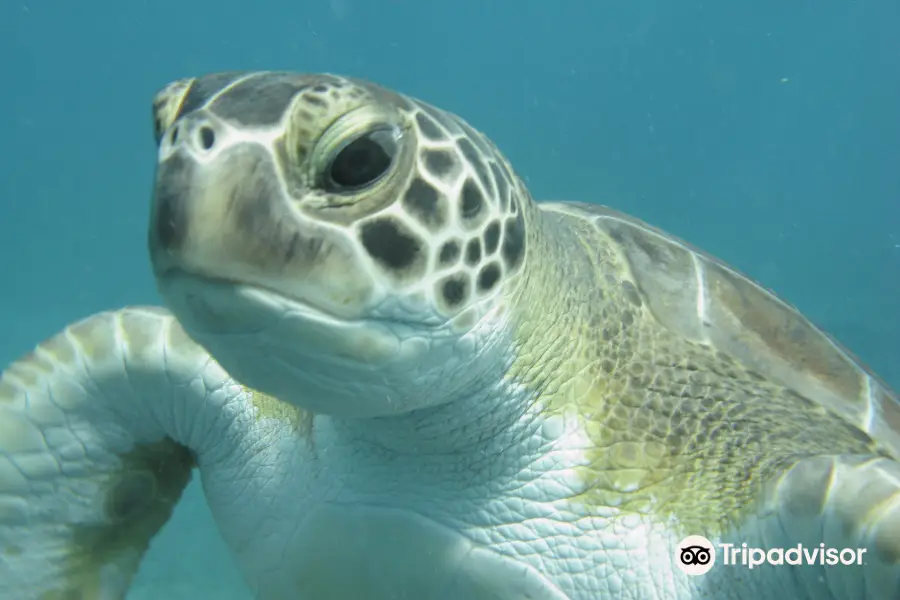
<box><xmin>1</xmin><ymin>1</ymin><xmax>898</xmax><ymax>597</ymax></box>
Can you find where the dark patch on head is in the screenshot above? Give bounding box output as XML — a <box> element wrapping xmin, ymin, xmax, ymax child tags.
<box><xmin>219</xmin><ymin>149</ymin><xmax>324</xmax><ymax>264</ymax></box>
<box><xmin>422</xmin><ymin>149</ymin><xmax>459</xmax><ymax>180</ymax></box>
<box><xmin>313</xmin><ymin>84</ymin><xmax>329</xmax><ymax>93</ymax></box>
<box><xmin>465</xmin><ymin>238</ymin><xmax>482</xmax><ymax>266</ymax></box>
<box><xmin>151</xmin><ymin>153</ymin><xmax>193</xmax><ymax>252</ymax></box>
<box><xmin>300</xmin><ymin>92</ymin><xmax>328</xmax><ymax>109</ymax></box>
<box><xmin>490</xmin><ymin>162</ymin><xmax>510</xmax><ymax>212</ymax></box>
<box><xmin>232</xmin><ymin>171</ymin><xmax>281</xmax><ymax>238</ymax></box>
<box><xmin>438</xmin><ymin>240</ymin><xmax>461</xmax><ymax>266</ymax></box>
<box><xmin>477</xmin><ymin>262</ymin><xmax>502</xmax><ymax>293</ymax></box>
<box><xmin>460</xmin><ymin>179</ymin><xmax>485</xmax><ymax>222</ymax></box>
<box><xmin>501</xmin><ymin>212</ymin><xmax>525</xmax><ymax>271</ymax></box>
<box><xmin>621</xmin><ymin>280</ymin><xmax>643</xmax><ymax>308</ymax></box>
<box><xmin>439</xmin><ymin>273</ymin><xmax>470</xmax><ymax>310</ymax></box>
<box><xmin>415</xmin><ymin>111</ymin><xmax>447</xmax><ymax>141</ymax></box>
<box><xmin>228</xmin><ymin>190</ymin><xmax>272</xmax><ymax>239</ymax></box>
<box><xmin>457</xmin><ymin>138</ymin><xmax>483</xmax><ymax>175</ymax></box>
<box><xmin>402</xmin><ymin>177</ymin><xmax>446</xmax><ymax>230</ymax></box>
<box><xmin>210</xmin><ymin>74</ymin><xmax>308</xmax><ymax>126</ymax></box>
<box><xmin>179</xmin><ymin>71</ymin><xmax>249</xmax><ymax>116</ymax></box>
<box><xmin>360</xmin><ymin>218</ymin><xmax>422</xmax><ymax>271</ymax></box>
<box><xmin>484</xmin><ymin>220</ymin><xmax>501</xmax><ymax>254</ymax></box>
<box><xmin>282</xmin><ymin>233</ymin><xmax>323</xmax><ymax>266</ymax></box>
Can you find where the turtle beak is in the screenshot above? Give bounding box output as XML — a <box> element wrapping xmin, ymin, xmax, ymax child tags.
<box><xmin>146</xmin><ymin>116</ymin><xmax>375</xmax><ymax>322</ymax></box>
<box><xmin>147</xmin><ymin>120</ymin><xmax>309</xmax><ymax>286</ymax></box>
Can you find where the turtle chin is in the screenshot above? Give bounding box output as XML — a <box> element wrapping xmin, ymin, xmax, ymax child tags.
<box><xmin>156</xmin><ymin>269</ymin><xmax>446</xmax><ymax>418</ymax></box>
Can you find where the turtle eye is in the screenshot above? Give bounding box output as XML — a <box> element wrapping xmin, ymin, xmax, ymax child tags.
<box><xmin>324</xmin><ymin>127</ymin><xmax>401</xmax><ymax>192</ymax></box>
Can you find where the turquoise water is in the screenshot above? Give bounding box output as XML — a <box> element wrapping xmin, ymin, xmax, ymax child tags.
<box><xmin>1</xmin><ymin>1</ymin><xmax>898</xmax><ymax>598</ymax></box>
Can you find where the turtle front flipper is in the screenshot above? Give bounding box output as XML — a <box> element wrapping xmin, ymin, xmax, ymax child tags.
<box><xmin>0</xmin><ymin>306</ymin><xmax>227</xmax><ymax>600</ymax></box>
<box><xmin>726</xmin><ymin>454</ymin><xmax>900</xmax><ymax>599</ymax></box>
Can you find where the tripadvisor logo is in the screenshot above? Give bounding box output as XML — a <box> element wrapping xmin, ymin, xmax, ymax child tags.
<box><xmin>720</xmin><ymin>543</ymin><xmax>867</xmax><ymax>569</ymax></box>
<box><xmin>675</xmin><ymin>536</ymin><xmax>867</xmax><ymax>576</ymax></box>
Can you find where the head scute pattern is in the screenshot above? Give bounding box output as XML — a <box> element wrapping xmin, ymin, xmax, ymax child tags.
<box><xmin>395</xmin><ymin>101</ymin><xmax>527</xmax><ymax>315</ymax></box>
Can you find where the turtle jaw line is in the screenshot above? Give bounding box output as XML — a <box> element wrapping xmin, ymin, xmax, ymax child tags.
<box><xmin>155</xmin><ymin>267</ymin><xmax>444</xmax><ymax>367</ymax></box>
<box><xmin>156</xmin><ymin>266</ymin><xmax>446</xmax><ymax>332</ymax></box>
<box><xmin>155</xmin><ymin>266</ymin><xmax>363</xmax><ymax>329</ymax></box>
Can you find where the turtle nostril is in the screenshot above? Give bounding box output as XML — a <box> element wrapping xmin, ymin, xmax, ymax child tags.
<box><xmin>199</xmin><ymin>126</ymin><xmax>216</xmax><ymax>150</ymax></box>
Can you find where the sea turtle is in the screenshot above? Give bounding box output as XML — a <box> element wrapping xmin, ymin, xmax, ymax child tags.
<box><xmin>1</xmin><ymin>71</ymin><xmax>898</xmax><ymax>600</ymax></box>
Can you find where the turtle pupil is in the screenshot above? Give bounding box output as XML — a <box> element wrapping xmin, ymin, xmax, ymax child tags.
<box><xmin>328</xmin><ymin>129</ymin><xmax>398</xmax><ymax>191</ymax></box>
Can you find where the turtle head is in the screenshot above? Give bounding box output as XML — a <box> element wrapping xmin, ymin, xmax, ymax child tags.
<box><xmin>148</xmin><ymin>71</ymin><xmax>530</xmax><ymax>417</ymax></box>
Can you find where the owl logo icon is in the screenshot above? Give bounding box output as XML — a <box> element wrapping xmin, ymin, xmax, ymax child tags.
<box><xmin>675</xmin><ymin>535</ymin><xmax>716</xmax><ymax>576</ymax></box>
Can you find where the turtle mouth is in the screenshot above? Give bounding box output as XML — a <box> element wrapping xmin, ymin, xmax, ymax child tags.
<box><xmin>155</xmin><ymin>267</ymin><xmax>360</xmax><ymax>333</ymax></box>
<box><xmin>156</xmin><ymin>266</ymin><xmax>418</xmax><ymax>371</ymax></box>
<box><xmin>156</xmin><ymin>264</ymin><xmax>450</xmax><ymax>336</ymax></box>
